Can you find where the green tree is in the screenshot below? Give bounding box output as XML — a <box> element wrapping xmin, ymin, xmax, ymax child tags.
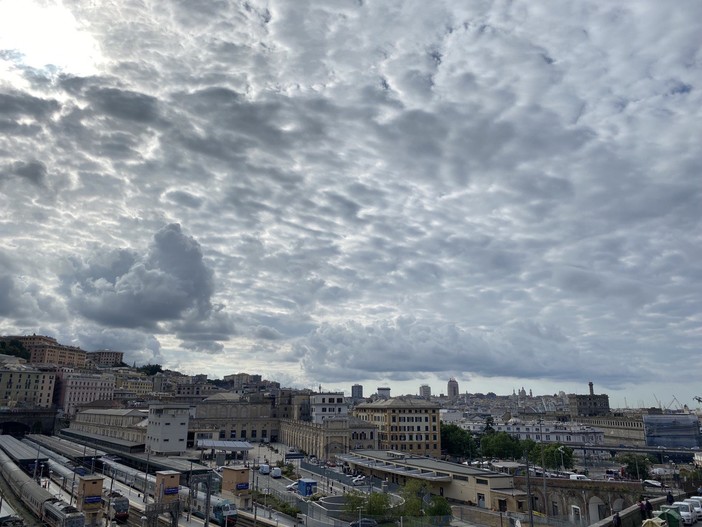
<box><xmin>483</xmin><ymin>416</ymin><xmax>496</xmax><ymax>434</ymax></box>
<box><xmin>616</xmin><ymin>453</ymin><xmax>651</xmax><ymax>480</ymax></box>
<box><xmin>368</xmin><ymin>492</ymin><xmax>391</xmax><ymax>517</ymax></box>
<box><xmin>441</xmin><ymin>423</ymin><xmax>478</xmax><ymax>459</ymax></box>
<box><xmin>344</xmin><ymin>490</ymin><xmax>367</xmax><ymax>516</ymax></box>
<box><xmin>480</xmin><ymin>431</ymin><xmax>523</xmax><ymax>460</ymax></box>
<box><xmin>400</xmin><ymin>480</ymin><xmax>427</xmax><ymax>517</ymax></box>
<box><xmin>426</xmin><ymin>495</ymin><xmax>452</xmax><ymax>517</ymax></box>
<box><xmin>137</xmin><ymin>363</ymin><xmax>163</xmax><ymax>376</ymax></box>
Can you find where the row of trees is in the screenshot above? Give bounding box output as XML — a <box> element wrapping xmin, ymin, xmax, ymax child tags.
<box><xmin>441</xmin><ymin>422</ymin><xmax>576</xmax><ymax>470</ymax></box>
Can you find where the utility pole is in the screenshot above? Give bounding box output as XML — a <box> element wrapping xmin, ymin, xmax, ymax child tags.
<box><xmin>539</xmin><ymin>419</ymin><xmax>547</xmax><ymax>518</ymax></box>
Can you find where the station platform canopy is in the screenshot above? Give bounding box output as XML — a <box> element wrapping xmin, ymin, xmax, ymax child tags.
<box><xmin>196</xmin><ymin>440</ymin><xmax>253</xmax><ymax>452</ymax></box>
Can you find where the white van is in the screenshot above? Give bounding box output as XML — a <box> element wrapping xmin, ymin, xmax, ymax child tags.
<box><xmin>271</xmin><ymin>467</ymin><xmax>282</xmax><ymax>478</ymax></box>
<box><xmin>259</xmin><ymin>464</ymin><xmax>271</xmax><ymax>475</ymax></box>
<box><xmin>569</xmin><ymin>474</ymin><xmax>590</xmax><ymax>481</ymax></box>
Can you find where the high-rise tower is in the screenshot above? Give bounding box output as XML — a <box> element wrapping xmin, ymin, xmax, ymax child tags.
<box><xmin>447</xmin><ymin>377</ymin><xmax>459</xmax><ymax>401</ymax></box>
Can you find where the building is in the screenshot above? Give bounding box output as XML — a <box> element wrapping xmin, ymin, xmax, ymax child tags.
<box><xmin>86</xmin><ymin>350</ymin><xmax>124</xmax><ymax>368</ymax></box>
<box><xmin>338</xmin><ymin>449</ymin><xmax>520</xmax><ymax>511</ymax></box>
<box><xmin>59</xmin><ymin>372</ymin><xmax>115</xmax><ymax>415</ymax></box>
<box><xmin>146</xmin><ymin>404</ymin><xmax>190</xmax><ymax>455</ymax></box>
<box><xmin>351</xmin><ymin>384</ymin><xmax>363</xmax><ymax>401</ymax></box>
<box><xmin>642</xmin><ymin>414</ymin><xmax>701</xmax><ymax>448</ymax></box>
<box><xmin>8</xmin><ymin>335</ymin><xmax>87</xmax><ymax>368</ymax></box>
<box><xmin>419</xmin><ymin>384</ymin><xmax>431</xmax><ymax>400</ymax></box>
<box><xmin>0</xmin><ymin>361</ymin><xmax>55</xmax><ymax>408</ymax></box>
<box><xmin>69</xmin><ymin>408</ymin><xmax>148</xmax><ymax>445</ymax></box>
<box><xmin>377</xmin><ymin>387</ymin><xmax>391</xmax><ymax>399</ymax></box>
<box><xmin>310</xmin><ymin>392</ymin><xmax>348</xmax><ymax>424</ymax></box>
<box><xmin>447</xmin><ymin>378</ymin><xmax>459</xmax><ymax>401</ymax></box>
<box><xmin>114</xmin><ymin>372</ymin><xmax>153</xmax><ymax>397</ymax></box>
<box><xmin>568</xmin><ymin>381</ymin><xmax>610</xmax><ymax>417</ymax></box>
<box><xmin>353</xmin><ymin>396</ymin><xmax>441</xmax><ymax>456</ymax></box>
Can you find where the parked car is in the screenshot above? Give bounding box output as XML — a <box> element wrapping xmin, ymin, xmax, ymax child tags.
<box><xmin>672</xmin><ymin>502</ymin><xmax>696</xmax><ymax>525</ymax></box>
<box><xmin>350</xmin><ymin>519</ymin><xmax>378</xmax><ymax>527</ymax></box>
<box><xmin>352</xmin><ymin>475</ymin><xmax>366</xmax><ymax>486</ymax></box>
<box><xmin>684</xmin><ymin>500</ymin><xmax>702</xmax><ymax>521</ymax></box>
<box><xmin>286</xmin><ymin>481</ymin><xmax>299</xmax><ymax>491</ymax></box>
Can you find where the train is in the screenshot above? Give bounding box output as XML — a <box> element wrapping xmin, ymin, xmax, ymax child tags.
<box><xmin>101</xmin><ymin>491</ymin><xmax>130</xmax><ymax>522</ymax></box>
<box><xmin>100</xmin><ymin>457</ymin><xmax>236</xmax><ymax>526</ymax></box>
<box><xmin>179</xmin><ymin>487</ymin><xmax>237</xmax><ymax>526</ymax></box>
<box><xmin>0</xmin><ymin>449</ymin><xmax>85</xmax><ymax>527</ymax></box>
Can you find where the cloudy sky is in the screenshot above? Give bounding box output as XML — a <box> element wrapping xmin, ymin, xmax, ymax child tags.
<box><xmin>1</xmin><ymin>0</ymin><xmax>700</xmax><ymax>409</ymax></box>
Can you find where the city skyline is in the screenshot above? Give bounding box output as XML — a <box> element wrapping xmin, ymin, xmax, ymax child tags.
<box><xmin>1</xmin><ymin>2</ymin><xmax>702</xmax><ymax>411</ymax></box>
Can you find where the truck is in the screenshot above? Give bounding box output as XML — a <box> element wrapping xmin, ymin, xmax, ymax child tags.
<box><xmin>259</xmin><ymin>464</ymin><xmax>270</xmax><ymax>475</ymax></box>
<box><xmin>270</xmin><ymin>467</ymin><xmax>282</xmax><ymax>478</ymax></box>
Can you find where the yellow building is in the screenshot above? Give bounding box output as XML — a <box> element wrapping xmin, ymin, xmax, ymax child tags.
<box><xmin>0</xmin><ymin>361</ymin><xmax>55</xmax><ymax>408</ymax></box>
<box><xmin>353</xmin><ymin>396</ymin><xmax>441</xmax><ymax>456</ymax></box>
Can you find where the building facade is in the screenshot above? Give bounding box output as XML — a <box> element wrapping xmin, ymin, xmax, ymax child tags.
<box><xmin>310</xmin><ymin>392</ymin><xmax>348</xmax><ymax>424</ymax></box>
<box><xmin>447</xmin><ymin>378</ymin><xmax>459</xmax><ymax>401</ymax></box>
<box><xmin>146</xmin><ymin>404</ymin><xmax>190</xmax><ymax>455</ymax></box>
<box><xmin>0</xmin><ymin>362</ymin><xmax>55</xmax><ymax>408</ymax></box>
<box><xmin>11</xmin><ymin>335</ymin><xmax>88</xmax><ymax>368</ymax></box>
<box><xmin>59</xmin><ymin>372</ymin><xmax>115</xmax><ymax>415</ymax></box>
<box><xmin>419</xmin><ymin>384</ymin><xmax>432</xmax><ymax>400</ymax></box>
<box><xmin>568</xmin><ymin>382</ymin><xmax>610</xmax><ymax>417</ymax></box>
<box><xmin>86</xmin><ymin>350</ymin><xmax>124</xmax><ymax>368</ymax></box>
<box><xmin>353</xmin><ymin>397</ymin><xmax>441</xmax><ymax>456</ymax></box>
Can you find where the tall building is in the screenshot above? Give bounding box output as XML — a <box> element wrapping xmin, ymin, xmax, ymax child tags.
<box><xmin>310</xmin><ymin>392</ymin><xmax>348</xmax><ymax>424</ymax></box>
<box><xmin>353</xmin><ymin>396</ymin><xmax>441</xmax><ymax>456</ymax></box>
<box><xmin>59</xmin><ymin>372</ymin><xmax>115</xmax><ymax>415</ymax></box>
<box><xmin>377</xmin><ymin>387</ymin><xmax>391</xmax><ymax>399</ymax></box>
<box><xmin>351</xmin><ymin>384</ymin><xmax>363</xmax><ymax>400</ymax></box>
<box><xmin>419</xmin><ymin>384</ymin><xmax>431</xmax><ymax>399</ymax></box>
<box><xmin>568</xmin><ymin>381</ymin><xmax>610</xmax><ymax>417</ymax></box>
<box><xmin>146</xmin><ymin>404</ymin><xmax>190</xmax><ymax>455</ymax></box>
<box><xmin>447</xmin><ymin>378</ymin><xmax>459</xmax><ymax>401</ymax></box>
<box><xmin>86</xmin><ymin>350</ymin><xmax>124</xmax><ymax>368</ymax></box>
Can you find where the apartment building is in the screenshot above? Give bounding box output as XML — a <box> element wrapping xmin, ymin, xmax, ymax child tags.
<box><xmin>0</xmin><ymin>360</ymin><xmax>56</xmax><ymax>408</ymax></box>
<box><xmin>9</xmin><ymin>335</ymin><xmax>87</xmax><ymax>368</ymax></box>
<box><xmin>59</xmin><ymin>372</ymin><xmax>116</xmax><ymax>415</ymax></box>
<box><xmin>353</xmin><ymin>396</ymin><xmax>441</xmax><ymax>456</ymax></box>
<box><xmin>114</xmin><ymin>372</ymin><xmax>153</xmax><ymax>397</ymax></box>
<box><xmin>310</xmin><ymin>392</ymin><xmax>348</xmax><ymax>424</ymax></box>
<box><xmin>86</xmin><ymin>350</ymin><xmax>124</xmax><ymax>368</ymax></box>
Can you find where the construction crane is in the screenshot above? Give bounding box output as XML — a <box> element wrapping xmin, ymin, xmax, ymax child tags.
<box><xmin>694</xmin><ymin>396</ymin><xmax>702</xmax><ymax>404</ymax></box>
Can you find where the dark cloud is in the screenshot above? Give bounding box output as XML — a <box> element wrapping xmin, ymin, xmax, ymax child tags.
<box><xmin>61</xmin><ymin>224</ymin><xmax>216</xmax><ymax>331</ymax></box>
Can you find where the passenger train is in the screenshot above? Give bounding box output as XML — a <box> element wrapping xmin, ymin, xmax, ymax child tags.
<box><xmin>0</xmin><ymin>449</ymin><xmax>85</xmax><ymax>527</ymax></box>
<box><xmin>100</xmin><ymin>457</ymin><xmax>236</xmax><ymax>526</ymax></box>
<box><xmin>179</xmin><ymin>487</ymin><xmax>237</xmax><ymax>526</ymax></box>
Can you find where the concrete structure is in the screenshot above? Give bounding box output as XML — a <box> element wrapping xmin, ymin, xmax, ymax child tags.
<box><xmin>58</xmin><ymin>372</ymin><xmax>115</xmax><ymax>415</ymax></box>
<box><xmin>339</xmin><ymin>450</ymin><xmax>521</xmax><ymax>510</ymax></box>
<box><xmin>310</xmin><ymin>392</ymin><xmax>348</xmax><ymax>424</ymax></box>
<box><xmin>0</xmin><ymin>361</ymin><xmax>56</xmax><ymax>408</ymax></box>
<box><xmin>146</xmin><ymin>404</ymin><xmax>190</xmax><ymax>455</ymax></box>
<box><xmin>447</xmin><ymin>378</ymin><xmax>459</xmax><ymax>401</ymax></box>
<box><xmin>568</xmin><ymin>381</ymin><xmax>610</xmax><ymax>417</ymax></box>
<box><xmin>419</xmin><ymin>384</ymin><xmax>431</xmax><ymax>400</ymax></box>
<box><xmin>70</xmin><ymin>408</ymin><xmax>148</xmax><ymax>445</ymax></box>
<box><xmin>351</xmin><ymin>384</ymin><xmax>363</xmax><ymax>401</ymax></box>
<box><xmin>85</xmin><ymin>350</ymin><xmax>124</xmax><ymax>367</ymax></box>
<box><xmin>377</xmin><ymin>387</ymin><xmax>391</xmax><ymax>399</ymax></box>
<box><xmin>280</xmin><ymin>415</ymin><xmax>378</xmax><ymax>459</ymax></box>
<box><xmin>353</xmin><ymin>396</ymin><xmax>441</xmax><ymax>457</ymax></box>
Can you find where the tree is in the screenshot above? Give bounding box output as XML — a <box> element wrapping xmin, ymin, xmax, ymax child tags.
<box><xmin>137</xmin><ymin>363</ymin><xmax>163</xmax><ymax>376</ymax></box>
<box><xmin>400</xmin><ymin>480</ymin><xmax>427</xmax><ymax>517</ymax></box>
<box><xmin>367</xmin><ymin>492</ymin><xmax>390</xmax><ymax>517</ymax></box>
<box><xmin>616</xmin><ymin>453</ymin><xmax>651</xmax><ymax>480</ymax></box>
<box><xmin>441</xmin><ymin>423</ymin><xmax>478</xmax><ymax>459</ymax></box>
<box><xmin>426</xmin><ymin>495</ymin><xmax>452</xmax><ymax>517</ymax></box>
<box><xmin>344</xmin><ymin>490</ymin><xmax>367</xmax><ymax>516</ymax></box>
<box><xmin>480</xmin><ymin>431</ymin><xmax>523</xmax><ymax>460</ymax></box>
<box><xmin>483</xmin><ymin>416</ymin><xmax>496</xmax><ymax>434</ymax></box>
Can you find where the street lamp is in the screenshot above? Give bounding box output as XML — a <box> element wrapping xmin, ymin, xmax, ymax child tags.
<box><xmin>557</xmin><ymin>447</ymin><xmax>565</xmax><ymax>473</ymax></box>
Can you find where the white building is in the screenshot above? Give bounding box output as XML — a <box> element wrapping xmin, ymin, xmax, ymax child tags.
<box><xmin>419</xmin><ymin>384</ymin><xmax>432</xmax><ymax>399</ymax></box>
<box><xmin>310</xmin><ymin>392</ymin><xmax>348</xmax><ymax>424</ymax></box>
<box><xmin>458</xmin><ymin>417</ymin><xmax>605</xmax><ymax>448</ymax></box>
<box><xmin>60</xmin><ymin>372</ymin><xmax>115</xmax><ymax>415</ymax></box>
<box><xmin>146</xmin><ymin>404</ymin><xmax>190</xmax><ymax>455</ymax></box>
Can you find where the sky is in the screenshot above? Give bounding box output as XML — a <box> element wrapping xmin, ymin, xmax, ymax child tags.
<box><xmin>0</xmin><ymin>1</ymin><xmax>701</xmax><ymax>410</ymax></box>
